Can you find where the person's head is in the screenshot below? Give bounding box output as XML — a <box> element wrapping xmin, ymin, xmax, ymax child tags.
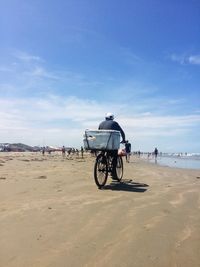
<box><xmin>105</xmin><ymin>112</ymin><xmax>114</xmax><ymax>120</ymax></box>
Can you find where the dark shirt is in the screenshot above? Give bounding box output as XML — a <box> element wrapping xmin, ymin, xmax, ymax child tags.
<box><xmin>98</xmin><ymin>119</ymin><xmax>125</xmax><ymax>142</ymax></box>
<box><xmin>125</xmin><ymin>142</ymin><xmax>131</xmax><ymax>153</ymax></box>
<box><xmin>154</xmin><ymin>148</ymin><xmax>158</xmax><ymax>155</ymax></box>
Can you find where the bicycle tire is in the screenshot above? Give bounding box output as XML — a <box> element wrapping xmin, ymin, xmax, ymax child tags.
<box><xmin>94</xmin><ymin>154</ymin><xmax>108</xmax><ymax>188</ymax></box>
<box><xmin>115</xmin><ymin>156</ymin><xmax>123</xmax><ymax>181</ymax></box>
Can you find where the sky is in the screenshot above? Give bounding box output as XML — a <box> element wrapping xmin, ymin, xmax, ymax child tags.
<box><xmin>0</xmin><ymin>0</ymin><xmax>200</xmax><ymax>152</ymax></box>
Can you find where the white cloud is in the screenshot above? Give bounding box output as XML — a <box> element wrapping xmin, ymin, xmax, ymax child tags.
<box><xmin>0</xmin><ymin>50</ymin><xmax>199</xmax><ymax>151</ymax></box>
<box><xmin>121</xmin><ymin>114</ymin><xmax>200</xmax><ymax>129</ymax></box>
<box><xmin>0</xmin><ymin>95</ymin><xmax>199</xmax><ymax>149</ymax></box>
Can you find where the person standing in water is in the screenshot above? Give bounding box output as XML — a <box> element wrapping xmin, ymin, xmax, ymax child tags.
<box><xmin>154</xmin><ymin>147</ymin><xmax>158</xmax><ymax>163</ymax></box>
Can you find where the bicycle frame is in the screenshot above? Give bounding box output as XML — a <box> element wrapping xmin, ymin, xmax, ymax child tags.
<box><xmin>99</xmin><ymin>151</ymin><xmax>117</xmax><ymax>174</ymax></box>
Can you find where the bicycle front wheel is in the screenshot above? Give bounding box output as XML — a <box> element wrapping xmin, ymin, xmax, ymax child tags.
<box><xmin>115</xmin><ymin>156</ymin><xmax>123</xmax><ymax>181</ymax></box>
<box><xmin>94</xmin><ymin>154</ymin><xmax>108</xmax><ymax>188</ymax></box>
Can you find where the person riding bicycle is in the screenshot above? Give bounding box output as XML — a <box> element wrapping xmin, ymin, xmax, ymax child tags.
<box><xmin>98</xmin><ymin>113</ymin><xmax>126</xmax><ymax>179</ymax></box>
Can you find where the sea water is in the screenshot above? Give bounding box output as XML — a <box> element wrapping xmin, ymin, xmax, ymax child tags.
<box><xmin>149</xmin><ymin>153</ymin><xmax>200</xmax><ymax>170</ymax></box>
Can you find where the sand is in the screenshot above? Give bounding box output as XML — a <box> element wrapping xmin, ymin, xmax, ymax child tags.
<box><xmin>0</xmin><ymin>152</ymin><xmax>200</xmax><ymax>267</ymax></box>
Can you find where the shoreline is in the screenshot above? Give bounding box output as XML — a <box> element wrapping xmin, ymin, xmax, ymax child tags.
<box><xmin>145</xmin><ymin>155</ymin><xmax>200</xmax><ymax>170</ymax></box>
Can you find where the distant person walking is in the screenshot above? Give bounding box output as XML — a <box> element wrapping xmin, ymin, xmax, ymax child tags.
<box><xmin>81</xmin><ymin>146</ymin><xmax>84</xmax><ymax>159</ymax></box>
<box><xmin>154</xmin><ymin>147</ymin><xmax>158</xmax><ymax>162</ymax></box>
<box><xmin>42</xmin><ymin>147</ymin><xmax>45</xmax><ymax>155</ymax></box>
<box><xmin>62</xmin><ymin>146</ymin><xmax>66</xmax><ymax>157</ymax></box>
<box><xmin>125</xmin><ymin>140</ymin><xmax>131</xmax><ymax>163</ymax></box>
<box><xmin>67</xmin><ymin>148</ymin><xmax>72</xmax><ymax>157</ymax></box>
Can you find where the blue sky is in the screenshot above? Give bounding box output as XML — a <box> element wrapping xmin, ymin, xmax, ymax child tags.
<box><xmin>0</xmin><ymin>0</ymin><xmax>200</xmax><ymax>152</ymax></box>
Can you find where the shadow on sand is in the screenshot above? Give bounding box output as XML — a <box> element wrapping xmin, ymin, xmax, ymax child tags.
<box><xmin>103</xmin><ymin>179</ymin><xmax>149</xmax><ymax>192</ymax></box>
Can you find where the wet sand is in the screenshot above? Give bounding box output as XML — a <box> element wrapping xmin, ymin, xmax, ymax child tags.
<box><xmin>0</xmin><ymin>152</ymin><xmax>200</xmax><ymax>267</ymax></box>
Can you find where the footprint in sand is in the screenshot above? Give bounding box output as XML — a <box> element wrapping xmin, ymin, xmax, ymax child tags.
<box><xmin>144</xmin><ymin>213</ymin><xmax>166</xmax><ymax>230</ymax></box>
<box><xmin>35</xmin><ymin>175</ymin><xmax>47</xmax><ymax>179</ymax></box>
<box><xmin>170</xmin><ymin>189</ymin><xmax>198</xmax><ymax>207</ymax></box>
<box><xmin>175</xmin><ymin>226</ymin><xmax>192</xmax><ymax>248</ymax></box>
<box><xmin>170</xmin><ymin>192</ymin><xmax>184</xmax><ymax>207</ymax></box>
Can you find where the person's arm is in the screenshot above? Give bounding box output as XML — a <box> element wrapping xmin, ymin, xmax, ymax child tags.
<box><xmin>98</xmin><ymin>122</ymin><xmax>103</xmax><ymax>130</ymax></box>
<box><xmin>115</xmin><ymin>122</ymin><xmax>125</xmax><ymax>142</ymax></box>
<box><xmin>120</xmin><ymin>128</ymin><xmax>126</xmax><ymax>142</ymax></box>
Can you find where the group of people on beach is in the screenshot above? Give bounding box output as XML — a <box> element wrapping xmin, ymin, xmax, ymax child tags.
<box><xmin>61</xmin><ymin>146</ymin><xmax>84</xmax><ymax>158</ymax></box>
<box><xmin>41</xmin><ymin>112</ymin><xmax>158</xmax><ymax>164</ymax></box>
<box><xmin>41</xmin><ymin>146</ymin><xmax>84</xmax><ymax>159</ymax></box>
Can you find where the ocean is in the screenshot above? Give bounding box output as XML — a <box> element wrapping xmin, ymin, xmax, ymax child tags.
<box><xmin>148</xmin><ymin>153</ymin><xmax>200</xmax><ymax>170</ymax></box>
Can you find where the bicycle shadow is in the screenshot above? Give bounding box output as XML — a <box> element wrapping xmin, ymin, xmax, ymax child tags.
<box><xmin>103</xmin><ymin>179</ymin><xmax>149</xmax><ymax>192</ymax></box>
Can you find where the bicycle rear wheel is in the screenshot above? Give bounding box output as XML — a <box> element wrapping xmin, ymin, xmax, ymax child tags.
<box><xmin>115</xmin><ymin>156</ymin><xmax>123</xmax><ymax>181</ymax></box>
<box><xmin>94</xmin><ymin>154</ymin><xmax>108</xmax><ymax>188</ymax></box>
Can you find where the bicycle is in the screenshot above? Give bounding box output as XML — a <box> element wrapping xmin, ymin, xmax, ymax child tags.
<box><xmin>83</xmin><ymin>129</ymin><xmax>125</xmax><ymax>189</ymax></box>
<box><xmin>94</xmin><ymin>149</ymin><xmax>124</xmax><ymax>189</ymax></box>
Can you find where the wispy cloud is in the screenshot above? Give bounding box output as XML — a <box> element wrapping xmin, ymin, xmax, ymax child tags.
<box><xmin>25</xmin><ymin>66</ymin><xmax>59</xmax><ymax>80</ymax></box>
<box><xmin>0</xmin><ymin>66</ymin><xmax>13</xmax><ymax>72</ymax></box>
<box><xmin>170</xmin><ymin>53</ymin><xmax>200</xmax><ymax>65</ymax></box>
<box><xmin>119</xmin><ymin>47</ymin><xmax>142</xmax><ymax>65</ymax></box>
<box><xmin>13</xmin><ymin>51</ymin><xmax>58</xmax><ymax>79</ymax></box>
<box><xmin>170</xmin><ymin>54</ymin><xmax>186</xmax><ymax>64</ymax></box>
<box><xmin>0</xmin><ymin>50</ymin><xmax>105</xmax><ymax>96</ymax></box>
<box><xmin>13</xmin><ymin>51</ymin><xmax>43</xmax><ymax>62</ymax></box>
<box><xmin>188</xmin><ymin>55</ymin><xmax>200</xmax><ymax>65</ymax></box>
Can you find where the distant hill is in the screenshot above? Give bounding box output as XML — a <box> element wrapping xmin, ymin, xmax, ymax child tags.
<box><xmin>0</xmin><ymin>143</ymin><xmax>74</xmax><ymax>152</ymax></box>
<box><xmin>0</xmin><ymin>143</ymin><xmax>40</xmax><ymax>152</ymax></box>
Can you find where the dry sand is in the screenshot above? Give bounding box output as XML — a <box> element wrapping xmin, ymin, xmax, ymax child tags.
<box><xmin>0</xmin><ymin>152</ymin><xmax>200</xmax><ymax>267</ymax></box>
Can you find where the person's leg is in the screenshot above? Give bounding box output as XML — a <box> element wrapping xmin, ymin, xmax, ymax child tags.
<box><xmin>111</xmin><ymin>150</ymin><xmax>118</xmax><ymax>179</ymax></box>
<box><xmin>127</xmin><ymin>152</ymin><xmax>130</xmax><ymax>163</ymax></box>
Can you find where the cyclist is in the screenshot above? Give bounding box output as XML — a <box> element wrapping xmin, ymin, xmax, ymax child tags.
<box><xmin>98</xmin><ymin>113</ymin><xmax>126</xmax><ymax>179</ymax></box>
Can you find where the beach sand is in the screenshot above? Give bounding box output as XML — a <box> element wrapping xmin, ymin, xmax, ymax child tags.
<box><xmin>0</xmin><ymin>152</ymin><xmax>200</xmax><ymax>267</ymax></box>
